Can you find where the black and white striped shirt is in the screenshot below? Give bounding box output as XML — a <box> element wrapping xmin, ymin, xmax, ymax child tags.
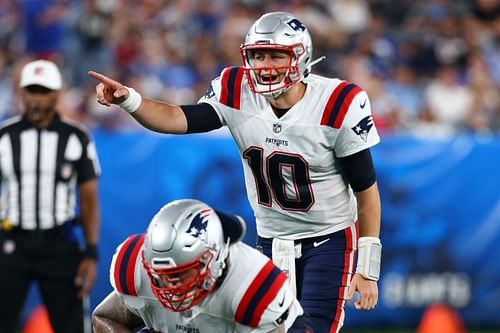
<box><xmin>0</xmin><ymin>114</ymin><xmax>101</xmax><ymax>230</ymax></box>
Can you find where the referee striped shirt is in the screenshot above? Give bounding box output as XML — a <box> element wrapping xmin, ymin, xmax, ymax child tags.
<box><xmin>0</xmin><ymin>114</ymin><xmax>101</xmax><ymax>230</ymax></box>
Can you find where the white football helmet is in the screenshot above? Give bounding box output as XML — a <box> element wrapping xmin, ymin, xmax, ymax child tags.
<box><xmin>240</xmin><ymin>12</ymin><xmax>313</xmax><ymax>98</ymax></box>
<box><xmin>142</xmin><ymin>199</ymin><xmax>243</xmax><ymax>312</ymax></box>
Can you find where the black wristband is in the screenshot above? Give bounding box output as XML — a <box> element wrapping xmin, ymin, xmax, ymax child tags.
<box><xmin>83</xmin><ymin>244</ymin><xmax>99</xmax><ymax>260</ymax></box>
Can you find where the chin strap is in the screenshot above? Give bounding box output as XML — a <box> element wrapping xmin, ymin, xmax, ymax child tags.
<box><xmin>209</xmin><ymin>237</ymin><xmax>231</xmax><ymax>282</ymax></box>
<box><xmin>263</xmin><ymin>89</ymin><xmax>286</xmax><ymax>99</ymax></box>
<box><xmin>260</xmin><ymin>56</ymin><xmax>326</xmax><ymax>100</ymax></box>
<box><xmin>306</xmin><ymin>56</ymin><xmax>326</xmax><ymax>75</ymax></box>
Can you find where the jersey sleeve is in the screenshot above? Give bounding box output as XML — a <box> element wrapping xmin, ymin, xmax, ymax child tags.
<box><xmin>109</xmin><ymin>234</ymin><xmax>145</xmax><ymax>297</ymax></box>
<box><xmin>255</xmin><ymin>281</ymin><xmax>303</xmax><ymax>332</ymax></box>
<box><xmin>234</xmin><ymin>260</ymin><xmax>297</xmax><ymax>330</ymax></box>
<box><xmin>324</xmin><ymin>82</ymin><xmax>380</xmax><ymax>157</ymax></box>
<box><xmin>198</xmin><ymin>66</ymin><xmax>245</xmax><ymax>126</ymax></box>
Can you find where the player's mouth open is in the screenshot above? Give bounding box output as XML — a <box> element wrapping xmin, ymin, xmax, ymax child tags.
<box><xmin>258</xmin><ymin>73</ymin><xmax>280</xmax><ymax>84</ymax></box>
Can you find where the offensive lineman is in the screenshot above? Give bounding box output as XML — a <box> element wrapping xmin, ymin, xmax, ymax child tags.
<box><xmin>89</xmin><ymin>12</ymin><xmax>382</xmax><ymax>333</ymax></box>
<box><xmin>92</xmin><ymin>199</ymin><xmax>309</xmax><ymax>332</ymax></box>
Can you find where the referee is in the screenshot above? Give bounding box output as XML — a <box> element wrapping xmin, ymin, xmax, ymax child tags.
<box><xmin>0</xmin><ymin>60</ymin><xmax>101</xmax><ymax>333</ymax></box>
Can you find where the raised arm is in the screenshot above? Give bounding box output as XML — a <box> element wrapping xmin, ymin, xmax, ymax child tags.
<box><xmin>92</xmin><ymin>291</ymin><xmax>145</xmax><ymax>333</ymax></box>
<box><xmin>88</xmin><ymin>71</ymin><xmax>188</xmax><ymax>134</ymax></box>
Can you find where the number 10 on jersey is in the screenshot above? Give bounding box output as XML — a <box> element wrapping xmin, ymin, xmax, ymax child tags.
<box><xmin>243</xmin><ymin>147</ymin><xmax>314</xmax><ymax>211</ymax></box>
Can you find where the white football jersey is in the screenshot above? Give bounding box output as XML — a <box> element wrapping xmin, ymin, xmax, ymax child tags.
<box><xmin>110</xmin><ymin>234</ymin><xmax>303</xmax><ymax>333</ymax></box>
<box><xmin>199</xmin><ymin>67</ymin><xmax>380</xmax><ymax>239</ymax></box>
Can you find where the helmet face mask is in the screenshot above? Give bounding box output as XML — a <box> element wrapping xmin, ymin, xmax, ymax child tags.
<box><xmin>141</xmin><ymin>200</ymin><xmax>228</xmax><ymax>312</ymax></box>
<box><xmin>240</xmin><ymin>12</ymin><xmax>313</xmax><ymax>98</ymax></box>
<box><xmin>142</xmin><ymin>249</ymin><xmax>216</xmax><ymax>312</ymax></box>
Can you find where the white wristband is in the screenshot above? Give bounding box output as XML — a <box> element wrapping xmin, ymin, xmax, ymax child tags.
<box><xmin>118</xmin><ymin>87</ymin><xmax>142</xmax><ymax>114</ymax></box>
<box><xmin>356</xmin><ymin>236</ymin><xmax>382</xmax><ymax>281</ymax></box>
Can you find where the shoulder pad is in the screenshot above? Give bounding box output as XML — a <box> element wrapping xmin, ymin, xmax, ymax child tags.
<box><xmin>218</xmin><ymin>66</ymin><xmax>245</xmax><ymax>109</ymax></box>
<box><xmin>234</xmin><ymin>260</ymin><xmax>288</xmax><ymax>327</ymax></box>
<box><xmin>320</xmin><ymin>81</ymin><xmax>363</xmax><ymax>128</ymax></box>
<box><xmin>110</xmin><ymin>233</ymin><xmax>145</xmax><ymax>296</ymax></box>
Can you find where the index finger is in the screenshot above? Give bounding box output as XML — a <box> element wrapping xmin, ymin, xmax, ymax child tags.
<box><xmin>88</xmin><ymin>70</ymin><xmax>120</xmax><ymax>87</ymax></box>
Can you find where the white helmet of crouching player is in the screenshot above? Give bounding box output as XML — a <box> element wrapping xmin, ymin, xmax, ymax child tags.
<box><xmin>142</xmin><ymin>199</ymin><xmax>245</xmax><ymax>312</ymax></box>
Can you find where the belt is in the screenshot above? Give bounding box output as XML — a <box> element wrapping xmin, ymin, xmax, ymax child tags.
<box><xmin>2</xmin><ymin>224</ymin><xmax>69</xmax><ymax>237</ymax></box>
<box><xmin>294</xmin><ymin>233</ymin><xmax>334</xmax><ymax>245</ymax></box>
<box><xmin>258</xmin><ymin>231</ymin><xmax>338</xmax><ymax>245</ymax></box>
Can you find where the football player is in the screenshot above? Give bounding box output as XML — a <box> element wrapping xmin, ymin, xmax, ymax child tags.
<box><xmin>92</xmin><ymin>199</ymin><xmax>310</xmax><ymax>332</ymax></box>
<box><xmin>90</xmin><ymin>11</ymin><xmax>382</xmax><ymax>333</ymax></box>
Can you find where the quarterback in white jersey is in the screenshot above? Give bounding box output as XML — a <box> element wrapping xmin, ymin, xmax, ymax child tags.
<box><xmin>90</xmin><ymin>11</ymin><xmax>382</xmax><ymax>333</ymax></box>
<box><xmin>199</xmin><ymin>69</ymin><xmax>379</xmax><ymax>239</ymax></box>
<box><xmin>93</xmin><ymin>200</ymin><xmax>307</xmax><ymax>333</ymax></box>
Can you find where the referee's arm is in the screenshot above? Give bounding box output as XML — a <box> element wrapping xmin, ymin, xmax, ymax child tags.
<box><xmin>75</xmin><ymin>178</ymin><xmax>100</xmax><ymax>299</ymax></box>
<box><xmin>74</xmin><ymin>134</ymin><xmax>101</xmax><ymax>298</ymax></box>
<box><xmin>79</xmin><ymin>179</ymin><xmax>99</xmax><ymax>251</ymax></box>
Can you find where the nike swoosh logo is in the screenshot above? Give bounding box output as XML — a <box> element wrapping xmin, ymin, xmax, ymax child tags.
<box><xmin>360</xmin><ymin>99</ymin><xmax>367</xmax><ymax>109</ymax></box>
<box><xmin>313</xmin><ymin>238</ymin><xmax>330</xmax><ymax>247</ymax></box>
<box><xmin>278</xmin><ymin>294</ymin><xmax>285</xmax><ymax>307</ymax></box>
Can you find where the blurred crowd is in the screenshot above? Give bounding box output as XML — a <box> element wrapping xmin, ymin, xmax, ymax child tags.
<box><xmin>0</xmin><ymin>0</ymin><xmax>499</xmax><ymax>135</ymax></box>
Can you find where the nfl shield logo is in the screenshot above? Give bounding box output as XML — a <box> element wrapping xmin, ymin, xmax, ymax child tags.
<box><xmin>273</xmin><ymin>123</ymin><xmax>281</xmax><ymax>134</ymax></box>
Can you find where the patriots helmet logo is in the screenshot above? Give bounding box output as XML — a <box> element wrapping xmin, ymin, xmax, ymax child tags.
<box><xmin>286</xmin><ymin>18</ymin><xmax>306</xmax><ymax>32</ymax></box>
<box><xmin>186</xmin><ymin>209</ymin><xmax>213</xmax><ymax>244</ymax></box>
<box><xmin>351</xmin><ymin>115</ymin><xmax>374</xmax><ymax>142</ymax></box>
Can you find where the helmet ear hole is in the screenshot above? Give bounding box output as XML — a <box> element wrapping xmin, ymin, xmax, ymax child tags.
<box><xmin>202</xmin><ymin>278</ymin><xmax>215</xmax><ymax>290</ymax></box>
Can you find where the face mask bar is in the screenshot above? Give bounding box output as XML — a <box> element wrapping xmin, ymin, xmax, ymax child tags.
<box><xmin>142</xmin><ymin>250</ymin><xmax>216</xmax><ymax>312</ymax></box>
<box><xmin>240</xmin><ymin>43</ymin><xmax>305</xmax><ymax>97</ymax></box>
<box><xmin>246</xmin><ymin>65</ymin><xmax>295</xmax><ymax>95</ymax></box>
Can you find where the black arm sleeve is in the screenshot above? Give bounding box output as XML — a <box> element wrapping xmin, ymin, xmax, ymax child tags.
<box><xmin>337</xmin><ymin>148</ymin><xmax>376</xmax><ymax>192</ymax></box>
<box><xmin>180</xmin><ymin>103</ymin><xmax>223</xmax><ymax>133</ymax></box>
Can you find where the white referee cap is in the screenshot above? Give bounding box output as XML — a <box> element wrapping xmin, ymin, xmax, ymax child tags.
<box><xmin>19</xmin><ymin>59</ymin><xmax>62</xmax><ymax>91</ymax></box>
